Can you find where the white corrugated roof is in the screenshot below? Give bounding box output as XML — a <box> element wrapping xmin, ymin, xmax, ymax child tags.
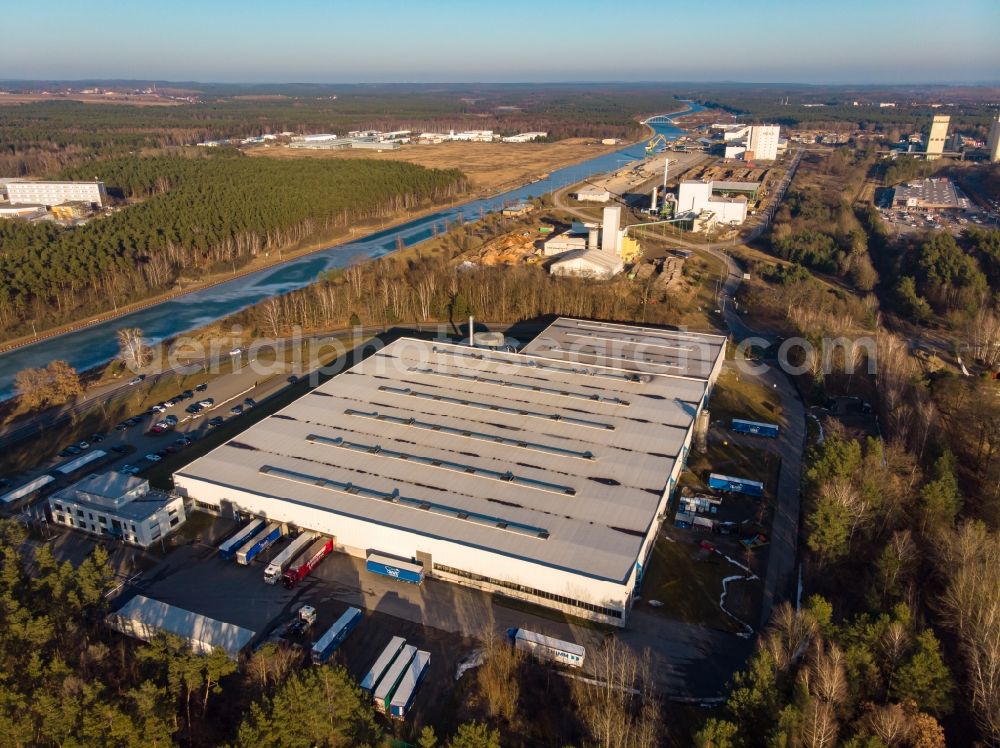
<box><xmin>176</xmin><ymin>320</ymin><xmax>724</xmax><ymax>583</ymax></box>
<box><xmin>110</xmin><ymin>595</ymin><xmax>255</xmax><ymax>656</ymax></box>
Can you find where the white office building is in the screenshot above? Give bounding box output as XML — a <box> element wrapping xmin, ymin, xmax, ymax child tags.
<box><xmin>174</xmin><ymin>319</ymin><xmax>726</xmax><ymax>626</ymax></box>
<box><xmin>746</xmin><ymin>125</ymin><xmax>780</xmax><ymax>161</ymax></box>
<box><xmin>48</xmin><ymin>471</ymin><xmax>186</xmax><ymax>547</ymax></box>
<box><xmin>6</xmin><ymin>180</ymin><xmax>108</xmax><ymax>208</ymax></box>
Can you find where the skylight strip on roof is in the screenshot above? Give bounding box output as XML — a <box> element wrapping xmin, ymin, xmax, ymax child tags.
<box><xmin>376</xmin><ymin>385</ymin><xmax>616</xmax><ymax>431</ymax></box>
<box><xmin>305</xmin><ymin>433</ymin><xmax>577</xmax><ymax>496</ymax></box>
<box><xmin>344</xmin><ymin>408</ymin><xmax>596</xmax><ymax>460</ymax></box>
<box><xmin>258</xmin><ymin>465</ymin><xmax>550</xmax><ymax>539</ymax></box>
<box><xmin>570</xmin><ymin>320</ymin><xmax>726</xmax><ymax>342</ymax></box>
<box><xmin>542</xmin><ymin>346</ymin><xmax>685</xmax><ymax>371</ymax></box>
<box><xmin>564</xmin><ymin>331</ymin><xmax>699</xmax><ymax>353</ymax></box>
<box><xmin>408</xmin><ymin>366</ymin><xmax>629</xmax><ymax>406</ymax></box>
<box><xmin>429</xmin><ymin>346</ymin><xmax>643</xmax><ymax>383</ymax></box>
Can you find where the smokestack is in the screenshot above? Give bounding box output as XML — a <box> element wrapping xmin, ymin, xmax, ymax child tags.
<box><xmin>663</xmin><ymin>158</ymin><xmax>669</xmax><ymax>189</ymax></box>
<box><xmin>650</xmin><ymin>186</ymin><xmax>658</xmax><ymax>213</ymax></box>
<box><xmin>468</xmin><ymin>315</ymin><xmax>475</xmax><ymax>346</ymax></box>
<box><xmin>601</xmin><ymin>206</ymin><xmax>622</xmax><ymax>255</ymax></box>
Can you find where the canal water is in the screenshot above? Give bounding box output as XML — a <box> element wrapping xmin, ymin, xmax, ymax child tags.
<box><xmin>0</xmin><ymin>103</ymin><xmax>703</xmax><ymax>398</ymax></box>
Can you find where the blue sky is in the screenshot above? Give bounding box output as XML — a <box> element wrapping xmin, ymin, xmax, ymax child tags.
<box><xmin>3</xmin><ymin>0</ymin><xmax>997</xmax><ymax>84</ymax></box>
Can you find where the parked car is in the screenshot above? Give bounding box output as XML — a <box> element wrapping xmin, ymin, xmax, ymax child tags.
<box><xmin>151</xmin><ymin>404</ymin><xmax>167</xmax><ymax>414</ymax></box>
<box><xmin>185</xmin><ymin>404</ymin><xmax>201</xmax><ymax>414</ymax></box>
<box><xmin>197</xmin><ymin>398</ymin><xmax>214</xmax><ymax>408</ymax></box>
<box><xmin>287</xmin><ymin>375</ymin><xmax>299</xmax><ymax>384</ymax></box>
<box><xmin>58</xmin><ymin>446</ymin><xmax>79</xmax><ymax>457</ymax></box>
<box><xmin>111</xmin><ymin>445</ymin><xmax>129</xmax><ymax>455</ymax></box>
<box><xmin>195</xmin><ymin>383</ymin><xmax>208</xmax><ymax>392</ymax></box>
<box><xmin>155</xmin><ymin>449</ymin><xmax>168</xmax><ymax>458</ymax></box>
<box><xmin>120</xmin><ymin>464</ymin><xmax>140</xmax><ymax>475</ymax></box>
<box><xmin>76</xmin><ymin>441</ymin><xmax>90</xmax><ymax>450</ymax></box>
<box><xmin>144</xmin><ymin>453</ymin><xmax>162</xmax><ymax>463</ymax></box>
<box><xmin>126</xmin><ymin>418</ymin><xmax>140</xmax><ymax>427</ymax></box>
<box><xmin>229</xmin><ymin>405</ymin><xmax>243</xmax><ymax>415</ymax></box>
<box><xmin>180</xmin><ymin>390</ymin><xmax>194</xmax><ymax>400</ymax></box>
<box><xmin>164</xmin><ymin>415</ymin><xmax>178</xmax><ymax>426</ymax></box>
<box><xmin>243</xmin><ymin>397</ymin><xmax>256</xmax><ymax>409</ymax></box>
<box><xmin>208</xmin><ymin>417</ymin><xmax>225</xmax><ymax>428</ymax></box>
<box><xmin>115</xmin><ymin>422</ymin><xmax>129</xmax><ymax>432</ymax></box>
<box><xmin>173</xmin><ymin>436</ymin><xmax>192</xmax><ymax>448</ymax></box>
<box><xmin>90</xmin><ymin>433</ymin><xmax>106</xmax><ymax>443</ymax></box>
<box><xmin>128</xmin><ymin>375</ymin><xmax>146</xmax><ymax>385</ymax></box>
<box><xmin>166</xmin><ymin>398</ymin><xmax>179</xmax><ymax>407</ymax></box>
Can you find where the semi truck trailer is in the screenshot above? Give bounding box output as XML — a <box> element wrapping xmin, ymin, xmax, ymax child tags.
<box><xmin>235</xmin><ymin>522</ymin><xmax>285</xmax><ymax>565</ymax></box>
<box><xmin>508</xmin><ymin>628</ymin><xmax>585</xmax><ymax>669</ymax></box>
<box><xmin>263</xmin><ymin>531</ymin><xmax>315</xmax><ymax>584</ymax></box>
<box><xmin>360</xmin><ymin>636</ymin><xmax>407</xmax><ymax>693</ymax></box>
<box><xmin>388</xmin><ymin>650</ymin><xmax>431</xmax><ymax>720</ymax></box>
<box><xmin>218</xmin><ymin>518</ymin><xmax>264</xmax><ymax>561</ymax></box>
<box><xmin>365</xmin><ymin>553</ymin><xmax>424</xmax><ymax>584</ymax></box>
<box><xmin>311</xmin><ymin>607</ymin><xmax>362</xmax><ymax>664</ymax></box>
<box><xmin>281</xmin><ymin>536</ymin><xmax>334</xmax><ymax>588</ymax></box>
<box><xmin>373</xmin><ymin>644</ymin><xmax>417</xmax><ymax>713</ymax></box>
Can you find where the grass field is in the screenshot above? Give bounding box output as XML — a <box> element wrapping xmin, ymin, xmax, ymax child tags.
<box><xmin>249</xmin><ymin>138</ymin><xmax>619</xmax><ymax>193</ymax></box>
<box><xmin>639</xmin><ymin>536</ymin><xmax>746</xmax><ymax>633</ymax></box>
<box><xmin>707</xmin><ymin>367</ymin><xmax>784</xmax><ymax>427</ymax></box>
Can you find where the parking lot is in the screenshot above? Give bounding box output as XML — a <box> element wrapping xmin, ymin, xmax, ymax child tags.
<box><xmin>876</xmin><ymin>205</ymin><xmax>1000</xmax><ymax>235</ymax></box>
<box><xmin>112</xmin><ymin>511</ymin><xmax>752</xmax><ymax>701</ymax></box>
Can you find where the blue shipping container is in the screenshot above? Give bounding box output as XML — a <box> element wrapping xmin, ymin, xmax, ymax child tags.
<box><xmin>366</xmin><ymin>553</ymin><xmax>424</xmax><ymax>584</ymax></box>
<box><xmin>311</xmin><ymin>607</ymin><xmax>362</xmax><ymax>664</ymax></box>
<box><xmin>218</xmin><ymin>518</ymin><xmax>264</xmax><ymax>561</ymax></box>
<box><xmin>708</xmin><ymin>473</ymin><xmax>764</xmax><ymax>497</ymax></box>
<box><xmin>731</xmin><ymin>418</ymin><xmax>780</xmax><ymax>438</ymax></box>
<box><xmin>236</xmin><ymin>523</ymin><xmax>283</xmax><ymax>565</ymax></box>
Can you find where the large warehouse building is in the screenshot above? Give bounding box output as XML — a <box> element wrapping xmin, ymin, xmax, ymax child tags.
<box><xmin>173</xmin><ymin>318</ymin><xmax>726</xmax><ymax>626</ymax></box>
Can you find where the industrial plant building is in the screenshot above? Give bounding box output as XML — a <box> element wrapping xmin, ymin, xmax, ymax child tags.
<box><xmin>547</xmin><ymin>206</ymin><xmax>638</xmax><ymax>277</ymax></box>
<box><xmin>173</xmin><ymin>318</ymin><xmax>726</xmax><ymax>626</ymax></box>
<box><xmin>48</xmin><ymin>471</ymin><xmax>187</xmax><ymax>548</ymax></box>
<box><xmin>5</xmin><ymin>180</ymin><xmax>107</xmax><ymax>208</ymax></box>
<box><xmin>891</xmin><ymin>178</ymin><xmax>971</xmax><ymax>211</ymax></box>
<box><xmin>676</xmin><ymin>180</ymin><xmax>749</xmax><ymax>228</ymax></box>
<box><xmin>717</xmin><ymin>124</ymin><xmax>782</xmax><ymax>161</ymax></box>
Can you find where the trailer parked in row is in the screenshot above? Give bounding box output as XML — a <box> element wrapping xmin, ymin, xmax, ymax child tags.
<box><xmin>282</xmin><ymin>536</ymin><xmax>334</xmax><ymax>588</ymax></box>
<box><xmin>263</xmin><ymin>531</ymin><xmax>315</xmax><ymax>584</ymax></box>
<box><xmin>366</xmin><ymin>553</ymin><xmax>424</xmax><ymax>585</ymax></box>
<box><xmin>730</xmin><ymin>418</ymin><xmax>780</xmax><ymax>438</ymax></box>
<box><xmin>218</xmin><ymin>518</ymin><xmax>264</xmax><ymax>561</ymax></box>
<box><xmin>311</xmin><ymin>607</ymin><xmax>362</xmax><ymax>665</ymax></box>
<box><xmin>236</xmin><ymin>522</ymin><xmax>285</xmax><ymax>565</ymax></box>
<box><xmin>373</xmin><ymin>644</ymin><xmax>417</xmax><ymax>713</ymax></box>
<box><xmin>508</xmin><ymin>628</ymin><xmax>585</xmax><ymax>669</ymax></box>
<box><xmin>388</xmin><ymin>650</ymin><xmax>431</xmax><ymax>720</ymax></box>
<box><xmin>708</xmin><ymin>472</ymin><xmax>764</xmax><ymax>497</ymax></box>
<box><xmin>360</xmin><ymin>636</ymin><xmax>407</xmax><ymax>693</ymax></box>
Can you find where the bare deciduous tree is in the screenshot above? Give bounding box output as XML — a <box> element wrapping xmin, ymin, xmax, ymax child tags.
<box><xmin>117</xmin><ymin>327</ymin><xmax>152</xmax><ymax>371</ymax></box>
